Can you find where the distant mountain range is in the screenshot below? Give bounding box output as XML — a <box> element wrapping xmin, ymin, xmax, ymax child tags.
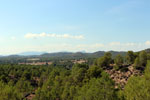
<box><xmin>39</xmin><ymin>51</ymin><xmax>126</xmax><ymax>58</ymax></box>
<box><xmin>18</xmin><ymin>51</ymin><xmax>47</xmax><ymax>56</ymax></box>
<box><xmin>10</xmin><ymin>51</ymin><xmax>126</xmax><ymax>59</ymax></box>
<box><xmin>0</xmin><ymin>49</ymin><xmax>150</xmax><ymax>62</ymax></box>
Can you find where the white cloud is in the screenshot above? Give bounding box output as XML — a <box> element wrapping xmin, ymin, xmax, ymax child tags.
<box><xmin>1</xmin><ymin>40</ymin><xmax>150</xmax><ymax>55</ymax></box>
<box><xmin>10</xmin><ymin>36</ymin><xmax>16</xmax><ymax>40</ymax></box>
<box><xmin>16</xmin><ymin>41</ymin><xmax>148</xmax><ymax>53</ymax></box>
<box><xmin>24</xmin><ymin>33</ymin><xmax>84</xmax><ymax>40</ymax></box>
<box><xmin>145</xmin><ymin>41</ymin><xmax>150</xmax><ymax>46</ymax></box>
<box><xmin>109</xmin><ymin>42</ymin><xmax>121</xmax><ymax>46</ymax></box>
<box><xmin>77</xmin><ymin>43</ymin><xmax>104</xmax><ymax>48</ymax></box>
<box><xmin>92</xmin><ymin>43</ymin><xmax>104</xmax><ymax>48</ymax></box>
<box><xmin>125</xmin><ymin>43</ymin><xmax>136</xmax><ymax>46</ymax></box>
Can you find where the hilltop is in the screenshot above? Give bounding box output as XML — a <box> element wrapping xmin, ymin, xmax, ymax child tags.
<box><xmin>0</xmin><ymin>50</ymin><xmax>126</xmax><ymax>64</ymax></box>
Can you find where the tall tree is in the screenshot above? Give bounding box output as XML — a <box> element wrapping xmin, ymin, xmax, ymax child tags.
<box><xmin>139</xmin><ymin>51</ymin><xmax>147</xmax><ymax>67</ymax></box>
<box><xmin>97</xmin><ymin>52</ymin><xmax>112</xmax><ymax>69</ymax></box>
<box><xmin>114</xmin><ymin>55</ymin><xmax>124</xmax><ymax>67</ymax></box>
<box><xmin>134</xmin><ymin>57</ymin><xmax>141</xmax><ymax>69</ymax></box>
<box><xmin>125</xmin><ymin>51</ymin><xmax>135</xmax><ymax>65</ymax></box>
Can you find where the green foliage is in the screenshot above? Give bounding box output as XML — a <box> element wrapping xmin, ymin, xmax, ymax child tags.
<box><xmin>87</xmin><ymin>65</ymin><xmax>102</xmax><ymax>78</ymax></box>
<box><xmin>97</xmin><ymin>52</ymin><xmax>112</xmax><ymax>69</ymax></box>
<box><xmin>134</xmin><ymin>57</ymin><xmax>141</xmax><ymax>69</ymax></box>
<box><xmin>123</xmin><ymin>61</ymin><xmax>150</xmax><ymax>100</ymax></box>
<box><xmin>123</xmin><ymin>76</ymin><xmax>150</xmax><ymax>100</ymax></box>
<box><xmin>134</xmin><ymin>51</ymin><xmax>147</xmax><ymax>69</ymax></box>
<box><xmin>114</xmin><ymin>55</ymin><xmax>124</xmax><ymax>70</ymax></box>
<box><xmin>125</xmin><ymin>51</ymin><xmax>136</xmax><ymax>65</ymax></box>
<box><xmin>1</xmin><ymin>52</ymin><xmax>150</xmax><ymax>100</ymax></box>
<box><xmin>144</xmin><ymin>60</ymin><xmax>150</xmax><ymax>79</ymax></box>
<box><xmin>0</xmin><ymin>64</ymin><xmax>47</xmax><ymax>99</ymax></box>
<box><xmin>72</xmin><ymin>67</ymin><xmax>87</xmax><ymax>85</ymax></box>
<box><xmin>114</xmin><ymin>65</ymin><xmax>120</xmax><ymax>70</ymax></box>
<box><xmin>139</xmin><ymin>51</ymin><xmax>147</xmax><ymax>67</ymax></box>
<box><xmin>147</xmin><ymin>53</ymin><xmax>150</xmax><ymax>60</ymax></box>
<box><xmin>16</xmin><ymin>78</ymin><xmax>33</xmax><ymax>94</ymax></box>
<box><xmin>76</xmin><ymin>73</ymin><xmax>116</xmax><ymax>100</ymax></box>
<box><xmin>0</xmin><ymin>81</ymin><xmax>21</xmax><ymax>100</ymax></box>
<box><xmin>33</xmin><ymin>64</ymin><xmax>117</xmax><ymax>100</ymax></box>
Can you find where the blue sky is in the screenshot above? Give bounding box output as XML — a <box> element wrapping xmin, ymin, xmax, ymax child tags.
<box><xmin>0</xmin><ymin>0</ymin><xmax>150</xmax><ymax>55</ymax></box>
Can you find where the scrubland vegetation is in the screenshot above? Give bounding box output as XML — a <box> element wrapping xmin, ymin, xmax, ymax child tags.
<box><xmin>1</xmin><ymin>50</ymin><xmax>150</xmax><ymax>100</ymax></box>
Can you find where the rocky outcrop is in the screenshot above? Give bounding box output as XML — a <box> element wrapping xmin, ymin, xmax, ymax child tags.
<box><xmin>105</xmin><ymin>65</ymin><xmax>141</xmax><ymax>89</ymax></box>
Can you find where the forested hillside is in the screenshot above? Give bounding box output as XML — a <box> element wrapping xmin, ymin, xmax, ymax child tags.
<box><xmin>0</xmin><ymin>50</ymin><xmax>150</xmax><ymax>100</ymax></box>
<box><xmin>0</xmin><ymin>51</ymin><xmax>126</xmax><ymax>64</ymax></box>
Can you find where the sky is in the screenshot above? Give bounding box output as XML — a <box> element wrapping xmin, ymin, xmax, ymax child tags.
<box><xmin>0</xmin><ymin>0</ymin><xmax>150</xmax><ymax>55</ymax></box>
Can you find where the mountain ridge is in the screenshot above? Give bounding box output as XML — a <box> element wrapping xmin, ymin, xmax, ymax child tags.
<box><xmin>0</xmin><ymin>48</ymin><xmax>149</xmax><ymax>59</ymax></box>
